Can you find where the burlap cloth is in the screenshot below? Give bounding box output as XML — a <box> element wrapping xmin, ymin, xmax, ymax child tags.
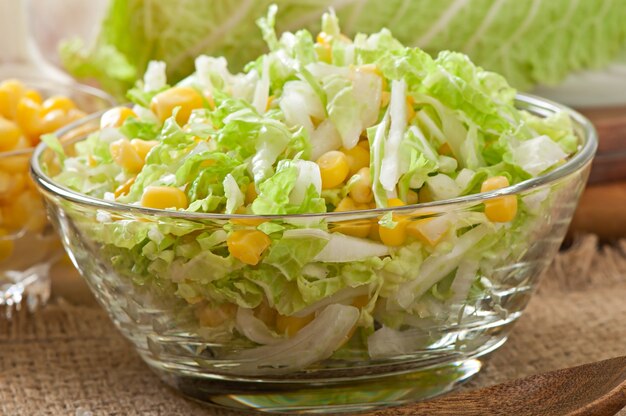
<box><xmin>1</xmin><ymin>235</ymin><xmax>625</xmax><ymax>416</ymax></box>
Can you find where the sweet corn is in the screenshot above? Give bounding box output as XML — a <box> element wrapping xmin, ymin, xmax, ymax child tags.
<box><xmin>114</xmin><ymin>176</ymin><xmax>136</xmax><ymax>198</ymax></box>
<box><xmin>406</xmin><ymin>96</ymin><xmax>416</xmax><ymax>121</ymax></box>
<box><xmin>335</xmin><ymin>196</ymin><xmax>357</xmax><ymax>212</ymax></box>
<box><xmin>0</xmin><ymin>117</ymin><xmax>21</xmax><ymax>151</ymax></box>
<box><xmin>23</xmin><ymin>89</ymin><xmax>42</xmax><ymax>105</ymax></box>
<box><xmin>140</xmin><ymin>186</ymin><xmax>189</xmax><ymax>210</ymax></box>
<box><xmin>379</xmin><ymin>198</ymin><xmax>408</xmax><ymax>247</ymax></box>
<box><xmin>0</xmin><ymin>137</ymin><xmax>30</xmax><ymax>172</ymax></box>
<box><xmin>315</xmin><ymin>32</ymin><xmax>332</xmax><ymax>62</ymax></box>
<box><xmin>0</xmin><ymin>227</ymin><xmax>14</xmax><ymax>261</ymax></box>
<box><xmin>130</xmin><ymin>139</ymin><xmax>158</xmax><ymax>160</ymax></box>
<box><xmin>39</xmin><ymin>109</ymin><xmax>68</xmax><ymax>136</ymax></box>
<box><xmin>3</xmin><ymin>191</ymin><xmax>45</xmax><ymax>232</ymax></box>
<box><xmin>349</xmin><ymin>167</ymin><xmax>373</xmax><ymax>204</ymax></box>
<box><xmin>368</xmin><ymin>220</ymin><xmax>381</xmax><ymax>242</ymax></box>
<box><xmin>226</xmin><ymin>229</ymin><xmax>271</xmax><ymax>265</ymax></box>
<box><xmin>407</xmin><ymin>215</ymin><xmax>446</xmax><ymax>246</ymax></box>
<box><xmin>150</xmin><ymin>86</ymin><xmax>204</xmax><ymax>125</ymax></box>
<box><xmin>358</xmin><ymin>140</ymin><xmax>370</xmax><ymax>150</ymax></box>
<box><xmin>333</xmin><ymin>196</ymin><xmax>372</xmax><ymax>238</ymax></box>
<box><xmin>484</xmin><ymin>195</ymin><xmax>517</xmax><ymax>222</ymax></box>
<box><xmin>0</xmin><ymin>79</ymin><xmax>26</xmax><ymax>119</ymax></box>
<box><xmin>195</xmin><ymin>302</ymin><xmax>237</xmax><ymax>327</ymax></box>
<box><xmin>109</xmin><ymin>138</ymin><xmax>144</xmax><ymax>173</ymax></box>
<box><xmin>0</xmin><ymin>171</ymin><xmax>25</xmax><ymax>200</ymax></box>
<box><xmin>15</xmin><ymin>97</ymin><xmax>42</xmax><ymax>139</ymax></box>
<box><xmin>352</xmin><ymin>295</ymin><xmax>370</xmax><ymax>309</ymax></box>
<box><xmin>481</xmin><ymin>176</ymin><xmax>510</xmax><ymax>192</ymax></box>
<box><xmin>317</xmin><ymin>150</ymin><xmax>350</xmax><ymax>189</ymax></box>
<box><xmin>254</xmin><ymin>300</ymin><xmax>277</xmax><ymax>327</ymax></box>
<box><xmin>231</xmin><ymin>206</ymin><xmax>267</xmax><ymax>226</ymax></box>
<box><xmin>100</xmin><ymin>107</ymin><xmax>137</xmax><ymax>129</ymax></box>
<box><xmin>42</xmin><ymin>96</ymin><xmax>76</xmax><ymax>115</ymax></box>
<box><xmin>245</xmin><ymin>182</ymin><xmax>257</xmax><ymax>205</ymax></box>
<box><xmin>481</xmin><ymin>176</ymin><xmax>517</xmax><ymax>222</ymax></box>
<box><xmin>418</xmin><ymin>186</ymin><xmax>433</xmax><ymax>203</ymax></box>
<box><xmin>438</xmin><ymin>142</ymin><xmax>453</xmax><ymax>156</ymax></box>
<box><xmin>406</xmin><ymin>190</ymin><xmax>419</xmax><ymax>205</ymax></box>
<box><xmin>276</xmin><ymin>313</ymin><xmax>314</xmax><ymax>337</ymax></box>
<box><xmin>381</xmin><ymin>91</ymin><xmax>391</xmax><ymax>108</ymax></box>
<box><xmin>341</xmin><ymin>144</ymin><xmax>370</xmax><ymax>176</ymax></box>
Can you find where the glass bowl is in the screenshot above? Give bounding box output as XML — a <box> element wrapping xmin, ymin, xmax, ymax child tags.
<box><xmin>0</xmin><ymin>78</ymin><xmax>114</xmax><ymax>315</ymax></box>
<box><xmin>31</xmin><ymin>94</ymin><xmax>597</xmax><ymax>414</ymax></box>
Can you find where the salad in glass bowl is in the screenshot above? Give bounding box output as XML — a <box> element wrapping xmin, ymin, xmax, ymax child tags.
<box><xmin>32</xmin><ymin>7</ymin><xmax>596</xmax><ymax>413</ymax></box>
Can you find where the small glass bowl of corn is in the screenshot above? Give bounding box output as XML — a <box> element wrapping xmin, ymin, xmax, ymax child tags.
<box><xmin>0</xmin><ymin>78</ymin><xmax>114</xmax><ymax>315</ymax></box>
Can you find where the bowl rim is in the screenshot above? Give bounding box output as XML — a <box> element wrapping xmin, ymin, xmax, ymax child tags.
<box><xmin>30</xmin><ymin>93</ymin><xmax>598</xmax><ymax>220</ymax></box>
<box><xmin>0</xmin><ymin>77</ymin><xmax>116</xmax><ymax>158</ymax></box>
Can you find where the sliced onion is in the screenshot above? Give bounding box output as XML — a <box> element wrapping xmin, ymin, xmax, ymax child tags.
<box><xmin>227</xmin><ymin>304</ymin><xmax>359</xmax><ymax>375</ymax></box>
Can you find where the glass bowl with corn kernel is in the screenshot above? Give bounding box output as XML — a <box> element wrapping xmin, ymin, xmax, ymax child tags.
<box><xmin>0</xmin><ymin>78</ymin><xmax>114</xmax><ymax>314</ymax></box>
<box><xmin>30</xmin><ymin>10</ymin><xmax>597</xmax><ymax>414</ymax></box>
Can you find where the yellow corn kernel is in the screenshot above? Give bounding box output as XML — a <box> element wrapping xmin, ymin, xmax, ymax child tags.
<box><xmin>349</xmin><ymin>167</ymin><xmax>373</xmax><ymax>204</ymax></box>
<box><xmin>114</xmin><ymin>176</ymin><xmax>136</xmax><ymax>199</ymax></box>
<box><xmin>276</xmin><ymin>313</ymin><xmax>314</xmax><ymax>337</ymax></box>
<box><xmin>334</xmin><ymin>197</ymin><xmax>358</xmax><ymax>213</ymax></box>
<box><xmin>407</xmin><ymin>218</ymin><xmax>440</xmax><ymax>246</ymax></box>
<box><xmin>0</xmin><ymin>171</ymin><xmax>25</xmax><ymax>200</ymax></box>
<box><xmin>226</xmin><ymin>229</ymin><xmax>271</xmax><ymax>265</ymax></box>
<box><xmin>418</xmin><ymin>186</ymin><xmax>433</xmax><ymax>203</ymax></box>
<box><xmin>0</xmin><ymin>79</ymin><xmax>26</xmax><ymax>119</ymax></box>
<box><xmin>39</xmin><ymin>109</ymin><xmax>69</xmax><ymax>136</ymax></box>
<box><xmin>481</xmin><ymin>176</ymin><xmax>517</xmax><ymax>222</ymax></box>
<box><xmin>245</xmin><ymin>182</ymin><xmax>257</xmax><ymax>205</ymax></box>
<box><xmin>3</xmin><ymin>191</ymin><xmax>44</xmax><ymax>232</ymax></box>
<box><xmin>140</xmin><ymin>186</ymin><xmax>188</xmax><ymax>210</ymax></box>
<box><xmin>15</xmin><ymin>97</ymin><xmax>43</xmax><ymax>139</ymax></box>
<box><xmin>195</xmin><ymin>303</ymin><xmax>237</xmax><ymax>327</ymax></box>
<box><xmin>0</xmin><ymin>228</ymin><xmax>15</xmax><ymax>261</ymax></box>
<box><xmin>406</xmin><ymin>190</ymin><xmax>418</xmax><ymax>205</ymax></box>
<box><xmin>438</xmin><ymin>142</ymin><xmax>453</xmax><ymax>157</ymax></box>
<box><xmin>379</xmin><ymin>198</ymin><xmax>408</xmax><ymax>247</ymax></box>
<box><xmin>368</xmin><ymin>221</ymin><xmax>381</xmax><ymax>242</ymax></box>
<box><xmin>66</xmin><ymin>108</ymin><xmax>86</xmax><ymax>123</ymax></box>
<box><xmin>266</xmin><ymin>95</ymin><xmax>274</xmax><ymax>111</ymax></box>
<box><xmin>341</xmin><ymin>144</ymin><xmax>370</xmax><ymax>176</ymax></box>
<box><xmin>357</xmin><ymin>139</ymin><xmax>369</xmax><ymax>150</ymax></box>
<box><xmin>316</xmin><ymin>32</ymin><xmax>331</xmax><ymax>45</ymax></box>
<box><xmin>352</xmin><ymin>295</ymin><xmax>370</xmax><ymax>309</ymax></box>
<box><xmin>333</xmin><ymin>206</ymin><xmax>372</xmax><ymax>238</ymax></box>
<box><xmin>130</xmin><ymin>139</ymin><xmax>158</xmax><ymax>160</ymax></box>
<box><xmin>42</xmin><ymin>95</ymin><xmax>76</xmax><ymax>115</ymax></box>
<box><xmin>0</xmin><ymin>117</ymin><xmax>21</xmax><ymax>151</ymax></box>
<box><xmin>485</xmin><ymin>196</ymin><xmax>518</xmax><ymax>222</ymax></box>
<box><xmin>317</xmin><ymin>150</ymin><xmax>350</xmax><ymax>190</ymax></box>
<box><xmin>23</xmin><ymin>89</ymin><xmax>42</xmax><ymax>105</ymax></box>
<box><xmin>0</xmin><ymin>136</ymin><xmax>31</xmax><ymax>173</ymax></box>
<box><xmin>406</xmin><ymin>96</ymin><xmax>416</xmax><ymax>121</ymax></box>
<box><xmin>100</xmin><ymin>107</ymin><xmax>137</xmax><ymax>129</ymax></box>
<box><xmin>254</xmin><ymin>300</ymin><xmax>277</xmax><ymax>327</ymax></box>
<box><xmin>87</xmin><ymin>154</ymin><xmax>98</xmax><ymax>167</ymax></box>
<box><xmin>381</xmin><ymin>91</ymin><xmax>391</xmax><ymax>108</ymax></box>
<box><xmin>481</xmin><ymin>176</ymin><xmax>510</xmax><ymax>192</ymax></box>
<box><xmin>231</xmin><ymin>206</ymin><xmax>267</xmax><ymax>226</ymax></box>
<box><xmin>109</xmin><ymin>138</ymin><xmax>144</xmax><ymax>173</ymax></box>
<box><xmin>150</xmin><ymin>87</ymin><xmax>204</xmax><ymax>125</ymax></box>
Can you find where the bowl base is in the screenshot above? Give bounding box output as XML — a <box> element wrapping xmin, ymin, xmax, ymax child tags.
<box><xmin>145</xmin><ymin>346</ymin><xmax>502</xmax><ymax>414</ymax></box>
